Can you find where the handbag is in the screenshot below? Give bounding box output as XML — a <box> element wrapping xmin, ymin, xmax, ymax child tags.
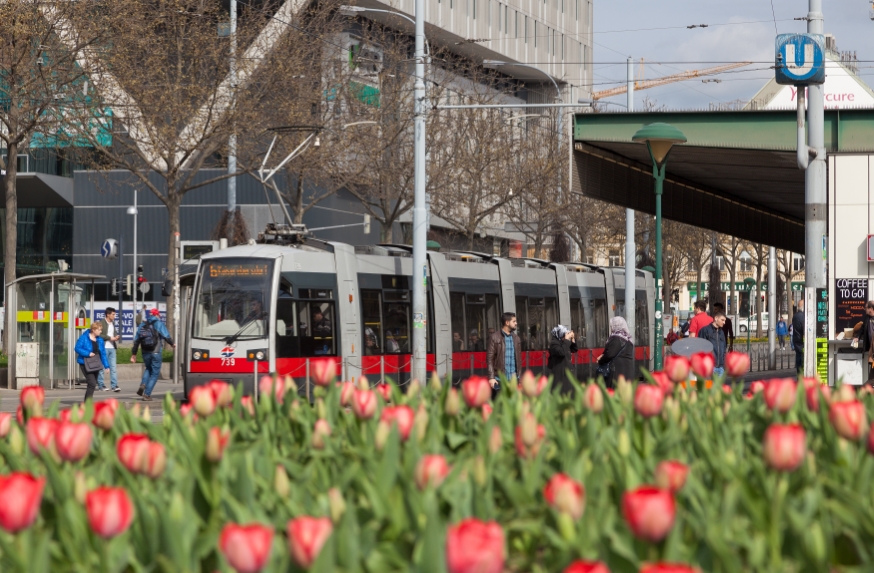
<box><xmin>83</xmin><ymin>353</ymin><xmax>104</xmax><ymax>373</ymax></box>
<box><xmin>597</xmin><ymin>340</ymin><xmax>628</xmax><ymax>380</ymax></box>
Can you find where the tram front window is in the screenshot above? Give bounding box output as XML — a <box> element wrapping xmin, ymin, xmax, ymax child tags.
<box><xmin>193</xmin><ymin>259</ymin><xmax>274</xmax><ymax>340</ymax></box>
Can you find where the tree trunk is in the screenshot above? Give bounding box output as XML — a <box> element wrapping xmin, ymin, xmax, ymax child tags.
<box><xmin>3</xmin><ymin>140</ymin><xmax>18</xmax><ymax>355</ymax></box>
<box><xmin>755</xmin><ymin>260</ymin><xmax>764</xmax><ymax>338</ymax></box>
<box><xmin>166</xmin><ymin>191</ymin><xmax>181</xmax><ymax>337</ymax></box>
<box><xmin>381</xmin><ymin>220</ymin><xmax>393</xmax><ymax>243</ymax></box>
<box><xmin>728</xmin><ymin>266</ymin><xmax>736</xmax><ymax>319</ymax></box>
<box><xmin>293</xmin><ymin>176</ymin><xmax>304</xmax><ymax>225</ymax></box>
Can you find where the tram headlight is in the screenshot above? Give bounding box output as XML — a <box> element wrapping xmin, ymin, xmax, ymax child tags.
<box><xmin>191</xmin><ymin>349</ymin><xmax>209</xmax><ymax>361</ymax></box>
<box><xmin>247</xmin><ymin>349</ymin><xmax>267</xmax><ymax>362</ymax></box>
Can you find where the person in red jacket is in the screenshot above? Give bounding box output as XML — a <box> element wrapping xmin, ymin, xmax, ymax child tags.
<box><xmin>688</xmin><ymin>300</ymin><xmax>713</xmax><ymax>337</ymax></box>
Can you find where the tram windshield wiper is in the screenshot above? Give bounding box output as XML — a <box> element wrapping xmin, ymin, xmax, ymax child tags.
<box><xmin>223</xmin><ymin>318</ymin><xmax>265</xmax><ymax>345</ymax></box>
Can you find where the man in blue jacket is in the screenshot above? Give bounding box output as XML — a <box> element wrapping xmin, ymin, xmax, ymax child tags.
<box><xmin>698</xmin><ymin>312</ymin><xmax>727</xmax><ymax>377</ymax></box>
<box><xmin>130</xmin><ymin>308</ymin><xmax>175</xmax><ymax>401</ymax></box>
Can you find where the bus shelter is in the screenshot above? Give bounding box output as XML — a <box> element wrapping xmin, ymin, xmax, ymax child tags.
<box><xmin>5</xmin><ymin>273</ymin><xmax>103</xmax><ymax>389</ymax></box>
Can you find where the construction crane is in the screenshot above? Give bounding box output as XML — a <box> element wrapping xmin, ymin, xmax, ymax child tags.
<box><xmin>592</xmin><ymin>60</ymin><xmax>752</xmax><ymax>100</ymax></box>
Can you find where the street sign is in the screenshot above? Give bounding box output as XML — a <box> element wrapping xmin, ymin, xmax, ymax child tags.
<box><xmin>101</xmin><ymin>238</ymin><xmax>119</xmax><ymax>260</ymax></box>
<box><xmin>775</xmin><ymin>34</ymin><xmax>825</xmax><ymax>86</ymax></box>
<box><xmin>138</xmin><ymin>282</ymin><xmax>151</xmax><ymax>294</ymax></box>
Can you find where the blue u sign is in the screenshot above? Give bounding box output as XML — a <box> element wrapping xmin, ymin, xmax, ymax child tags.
<box><xmin>775</xmin><ymin>34</ymin><xmax>825</xmax><ymax>85</ymax></box>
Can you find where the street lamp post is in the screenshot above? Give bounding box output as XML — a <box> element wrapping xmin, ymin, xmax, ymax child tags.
<box><xmin>127</xmin><ymin>191</ymin><xmax>138</xmax><ymax>322</ymax></box>
<box><xmin>632</xmin><ymin>123</ymin><xmax>686</xmax><ymax>371</ymax></box>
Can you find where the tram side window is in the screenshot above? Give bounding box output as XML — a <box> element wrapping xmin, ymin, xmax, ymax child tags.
<box><xmin>383</xmin><ymin>292</ymin><xmax>410</xmax><ymax>354</ymax></box>
<box><xmin>515</xmin><ymin>297</ymin><xmax>529</xmax><ymax>350</ymax></box>
<box><xmin>635</xmin><ymin>297</ymin><xmax>650</xmax><ymax>348</ymax></box>
<box><xmin>275</xmin><ymin>293</ymin><xmax>298</xmax><ymax>358</ymax></box>
<box><xmin>465</xmin><ymin>294</ymin><xmax>487</xmax><ymax>351</ymax></box>
<box><xmin>485</xmin><ymin>294</ymin><xmax>500</xmax><ymax>341</ymax></box>
<box><xmin>593</xmin><ymin>298</ymin><xmax>608</xmax><ymax>343</ymax></box>
<box><xmin>361</xmin><ymin>290</ymin><xmax>383</xmax><ymax>356</ymax></box>
<box><xmin>570</xmin><ymin>298</ymin><xmax>587</xmax><ymax>348</ymax></box>
<box><xmin>298</xmin><ymin>301</ymin><xmax>336</xmax><ymax>356</ymax></box>
<box><xmin>544</xmin><ymin>297</ymin><xmax>557</xmax><ymax>347</ymax></box>
<box><xmin>450</xmin><ymin>293</ymin><xmax>465</xmax><ymax>352</ymax></box>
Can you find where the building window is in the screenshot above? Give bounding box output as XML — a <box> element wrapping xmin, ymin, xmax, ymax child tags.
<box><xmin>715</xmin><ymin>256</ymin><xmax>725</xmax><ymax>271</ymax></box>
<box><xmin>740</xmin><ymin>254</ymin><xmax>752</xmax><ymax>272</ymax></box>
<box><xmin>608</xmin><ymin>249</ymin><xmax>621</xmax><ymax>267</ymax></box>
<box><xmin>793</xmin><ymin>256</ymin><xmax>804</xmax><ymax>272</ymax></box>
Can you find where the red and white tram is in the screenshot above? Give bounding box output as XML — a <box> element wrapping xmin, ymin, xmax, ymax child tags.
<box><xmin>183</xmin><ymin>225</ymin><xmax>655</xmax><ymax>395</ymax></box>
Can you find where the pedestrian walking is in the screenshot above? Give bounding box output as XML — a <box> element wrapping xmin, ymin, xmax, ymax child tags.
<box><xmin>712</xmin><ymin>302</ymin><xmax>735</xmax><ymax>352</ymax></box>
<box><xmin>698</xmin><ymin>312</ymin><xmax>727</xmax><ymax>377</ymax></box>
<box><xmin>596</xmin><ymin>317</ymin><xmax>635</xmax><ymax>387</ymax></box>
<box><xmin>688</xmin><ymin>300</ymin><xmax>713</xmax><ymax>338</ymax></box>
<box><xmin>792</xmin><ymin>301</ymin><xmax>805</xmax><ymax>372</ymax></box>
<box><xmin>130</xmin><ymin>308</ymin><xmax>175</xmax><ymax>401</ymax></box>
<box><xmin>776</xmin><ymin>316</ymin><xmax>788</xmax><ymax>350</ymax></box>
<box><xmin>487</xmin><ymin>312</ymin><xmax>521</xmax><ymax>392</ymax></box>
<box><xmin>547</xmin><ymin>325</ymin><xmax>578</xmax><ymax>395</ymax></box>
<box><xmin>96</xmin><ymin>307</ymin><xmax>121</xmax><ymax>392</ymax></box>
<box><xmin>75</xmin><ymin>322</ymin><xmax>110</xmax><ymax>402</ymax></box>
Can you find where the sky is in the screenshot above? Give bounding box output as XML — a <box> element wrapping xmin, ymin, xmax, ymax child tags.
<box><xmin>592</xmin><ymin>0</ymin><xmax>874</xmax><ymax>109</ymax></box>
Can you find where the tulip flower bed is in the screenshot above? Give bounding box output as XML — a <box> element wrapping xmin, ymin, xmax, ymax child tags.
<box><xmin>2</xmin><ymin>355</ymin><xmax>874</xmax><ymax>573</ymax></box>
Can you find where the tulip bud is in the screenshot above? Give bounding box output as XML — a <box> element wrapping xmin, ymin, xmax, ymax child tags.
<box><xmin>74</xmin><ymin>471</ymin><xmax>87</xmax><ymax>505</ymax></box>
<box><xmin>374</xmin><ymin>421</ymin><xmax>391</xmax><ymax>451</ymax></box>
<box><xmin>446</xmin><ymin>519</ymin><xmax>505</xmax><ymax>573</ymax></box>
<box><xmin>654</xmin><ymin>461</ymin><xmax>689</xmax><ymax>493</ymax></box>
<box><xmin>328</xmin><ymin>488</ymin><xmax>346</xmax><ymax>523</ymax></box>
<box><xmin>462</xmin><ymin>377</ymin><xmax>492</xmax><ymax>408</ymax></box>
<box><xmin>312</xmin><ymin>419</ymin><xmax>331</xmax><ymax>450</ymax></box>
<box><xmin>584</xmin><ymin>384</ymin><xmax>604</xmax><ymax>413</ymax></box>
<box><xmin>357</xmin><ymin>376</ymin><xmax>369</xmax><ymax>391</ymax></box>
<box><xmin>556</xmin><ymin>512</ymin><xmax>576</xmax><ymax>542</ymax></box>
<box><xmin>520</xmin><ymin>413</ymin><xmax>538</xmax><ymax>447</ymax></box>
<box><xmin>763</xmin><ymin>423</ymin><xmax>806</xmax><ymax>472</ymax></box>
<box><xmin>664</xmin><ymin>396</ymin><xmax>680</xmax><ymax>423</ymax></box>
<box><xmin>287</xmin><ymin>517</ymin><xmax>333</xmax><ymax>569</ymax></box>
<box><xmin>218</xmin><ymin>523</ymin><xmax>274</xmax><ymax>573</ymax></box>
<box><xmin>724</xmin><ymin>450</ymin><xmax>736</xmax><ymax>467</ymax></box>
<box><xmin>763</xmin><ymin>378</ymin><xmax>797</xmax><ymax>412</ymax></box>
<box><xmin>430</xmin><ymin>371</ymin><xmax>443</xmax><ymax>393</ymax></box>
<box><xmin>86</xmin><ymin>487</ymin><xmax>135</xmax><ymax>539</ymax></box>
<box><xmin>415</xmin><ymin>455</ymin><xmax>452</xmax><ymax>490</ymax></box>
<box><xmin>829</xmin><ymin>400</ymin><xmax>867</xmax><ymax>441</ymax></box>
<box><xmin>275</xmin><ymin>465</ymin><xmax>291</xmax><ymax>498</ymax></box>
<box><xmin>141</xmin><ymin>406</ymin><xmax>151</xmax><ymax>423</ymax></box>
<box><xmin>834</xmin><ymin>384</ymin><xmax>856</xmax><ymax>403</ymax></box>
<box><xmin>689</xmin><ymin>390</ymin><xmax>698</xmax><ymax>404</ymax></box>
<box><xmin>414</xmin><ymin>405</ymin><xmax>429</xmax><ymax>443</ymax></box>
<box><xmin>190</xmin><ymin>385</ymin><xmax>217</xmax><ymax>417</ymax></box>
<box><xmin>169</xmin><ymin>492</ymin><xmax>185</xmax><ymax>523</ymax></box>
<box><xmin>489</xmin><ymin>426</ymin><xmax>503</xmax><ymax>454</ymax></box>
<box><xmin>481</xmin><ymin>403</ymin><xmax>493</xmax><ymax>422</ymax></box>
<box><xmin>407</xmin><ymin>380</ymin><xmax>421</xmax><ymax>400</ymax></box>
<box><xmin>520</xmin><ymin>371</ymin><xmax>538</xmax><ymax>397</ymax></box>
<box><xmin>806</xmin><ymin>452</ymin><xmax>817</xmax><ymax>474</ymax></box>
<box><xmin>9</xmin><ymin>425</ymin><xmax>24</xmax><ymax>455</ymax></box>
<box><xmin>806</xmin><ymin>522</ymin><xmax>825</xmax><ymax>563</ymax></box>
<box><xmin>634</xmin><ymin>385</ymin><xmax>664</xmax><ymax>418</ymax></box>
<box><xmin>472</xmin><ymin>455</ymin><xmax>487</xmax><ymax>486</ymax></box>
<box><xmin>617</xmin><ymin>377</ymin><xmax>634</xmax><ymax>404</ymax></box>
<box><xmin>130</xmin><ymin>403</ymin><xmax>142</xmax><ymax>419</ymax></box>
<box><xmin>20</xmin><ymin>386</ymin><xmax>45</xmax><ymax>415</ymax></box>
<box><xmin>339</xmin><ymin>382</ymin><xmax>355</xmax><ymax>408</ymax></box>
<box><xmin>444</xmin><ymin>388</ymin><xmax>461</xmax><ymax>417</ymax></box>
<box><xmin>145</xmin><ymin>442</ymin><xmax>166</xmax><ymax>479</ymax></box>
<box><xmin>544</xmin><ymin>473</ymin><xmax>586</xmax><ymax>520</ymax></box>
<box><xmin>205</xmin><ymin>427</ymin><xmax>231</xmax><ymax>462</ymax></box>
<box><xmin>622</xmin><ymin>486</ymin><xmax>676</xmax><ymax>542</ymax></box>
<box><xmin>316</xmin><ymin>398</ymin><xmax>327</xmax><ymax>421</ymax></box>
<box><xmin>352</xmin><ymin>389</ymin><xmax>377</xmax><ymax>420</ymax></box>
<box><xmin>0</xmin><ymin>413</ymin><xmax>11</xmax><ymax>438</ymax></box>
<box><xmin>618</xmin><ymin>429</ymin><xmax>630</xmax><ymax>457</ymax></box>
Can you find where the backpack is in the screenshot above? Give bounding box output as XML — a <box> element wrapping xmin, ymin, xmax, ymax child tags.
<box><xmin>138</xmin><ymin>322</ymin><xmax>158</xmax><ymax>350</ymax></box>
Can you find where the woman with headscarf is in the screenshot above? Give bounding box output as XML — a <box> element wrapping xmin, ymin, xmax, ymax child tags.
<box><xmin>597</xmin><ymin>316</ymin><xmax>635</xmax><ymax>387</ymax></box>
<box><xmin>547</xmin><ymin>324</ymin><xmax>578</xmax><ymax>394</ymax></box>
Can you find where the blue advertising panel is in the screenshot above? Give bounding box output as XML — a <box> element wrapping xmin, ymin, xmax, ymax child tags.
<box><xmin>775</xmin><ymin>34</ymin><xmax>825</xmax><ymax>86</ymax></box>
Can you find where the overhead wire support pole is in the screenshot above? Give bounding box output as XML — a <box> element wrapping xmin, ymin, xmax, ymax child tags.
<box><xmin>625</xmin><ymin>57</ymin><xmax>636</xmax><ymax>354</ymax></box>
<box><xmin>411</xmin><ymin>0</ymin><xmax>428</xmax><ymax>386</ymax></box>
<box><xmin>228</xmin><ymin>0</ymin><xmax>238</xmax><ymax>234</ymax></box>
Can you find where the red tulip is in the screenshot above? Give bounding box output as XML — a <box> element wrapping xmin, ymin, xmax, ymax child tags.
<box><xmin>651</xmin><ymin>371</ymin><xmax>674</xmax><ymax>396</ymax></box>
<box><xmin>351</xmin><ymin>389</ymin><xmax>377</xmax><ymax>420</ymax></box>
<box><xmin>563</xmin><ymin>561</ymin><xmax>610</xmax><ymax>573</ymax></box>
<box><xmin>806</xmin><ymin>384</ymin><xmax>831</xmax><ymax>412</ymax></box>
<box><xmin>640</xmin><ymin>563</ymin><xmax>701</xmax><ymax>573</ymax></box>
<box><xmin>690</xmin><ymin>352</ymin><xmax>715</xmax><ymax>379</ymax></box>
<box><xmin>26</xmin><ymin>417</ymin><xmax>58</xmax><ymax>456</ymax></box>
<box><xmin>287</xmin><ymin>516</ymin><xmax>333</xmax><ymax>569</ymax></box>
<box><xmin>311</xmin><ymin>419</ymin><xmax>331</xmax><ymax>450</ymax></box>
<box><xmin>481</xmin><ymin>403</ymin><xmax>493</xmax><ymax>422</ymax></box>
<box><xmin>339</xmin><ymin>382</ymin><xmax>355</xmax><ymax>408</ymax></box>
<box><xmin>584</xmin><ymin>384</ymin><xmax>604</xmax><ymax>413</ymax></box>
<box><xmin>0</xmin><ymin>472</ymin><xmax>45</xmax><ymax>533</ymax></box>
<box><xmin>240</xmin><ymin>396</ymin><xmax>255</xmax><ymax>416</ymax></box>
<box><xmin>20</xmin><ymin>386</ymin><xmax>45</xmax><ymax>413</ymax></box>
<box><xmin>258</xmin><ymin>375</ymin><xmax>285</xmax><ymax>404</ymax></box>
<box><xmin>117</xmin><ymin>433</ymin><xmax>151</xmax><ymax>473</ymax></box>
<box><xmin>415</xmin><ymin>454</ymin><xmax>451</xmax><ymax>490</ymax></box>
<box><xmin>606</xmin><ymin>388</ymin><xmax>615</xmax><ymax>396</ymax></box>
<box><xmin>206</xmin><ymin>427</ymin><xmax>231</xmax><ymax>461</ymax></box>
<box><xmin>622</xmin><ymin>486</ymin><xmax>676</xmax><ymax>542</ymax></box>
<box><xmin>179</xmin><ymin>403</ymin><xmax>195</xmax><ymax>419</ymax></box>
<box><xmin>829</xmin><ymin>400</ymin><xmax>867</xmax><ymax>441</ymax></box>
<box><xmin>219</xmin><ymin>523</ymin><xmax>274</xmax><ymax>573</ymax></box>
<box><xmin>85</xmin><ymin>486</ymin><xmax>135</xmax><ymax>539</ymax></box>
<box><xmin>0</xmin><ymin>412</ymin><xmax>12</xmax><ymax>438</ymax></box>
<box><xmin>663</xmin><ymin>355</ymin><xmax>690</xmax><ymax>383</ymax></box>
<box><xmin>59</xmin><ymin>404</ymin><xmax>86</xmax><ymax>423</ymax></box>
<box><xmin>446</xmin><ymin>518</ymin><xmax>505</xmax><ymax>573</ymax></box>
<box><xmin>489</xmin><ymin>426</ymin><xmax>503</xmax><ymax>454</ymax></box>
<box><xmin>462</xmin><ymin>376</ymin><xmax>492</xmax><ymax>408</ymax></box>
<box><xmin>543</xmin><ymin>473</ymin><xmax>585</xmax><ymax>520</ymax></box>
<box><xmin>92</xmin><ymin>399</ymin><xmax>119</xmax><ymax>430</ymax></box>
<box><xmin>311</xmin><ymin>358</ymin><xmax>336</xmax><ymax>387</ymax></box>
<box><xmin>634</xmin><ymin>385</ymin><xmax>664</xmax><ymax>418</ymax></box>
<box><xmin>55</xmin><ymin>422</ymin><xmax>93</xmax><ymax>463</ymax></box>
<box><xmin>750</xmin><ymin>380</ymin><xmax>766</xmax><ymax>394</ymax></box>
<box><xmin>655</xmin><ymin>460</ymin><xmax>689</xmax><ymax>493</ymax></box>
<box><xmin>190</xmin><ymin>385</ymin><xmax>217</xmax><ymax>417</ymax></box>
<box><xmin>514</xmin><ymin>418</ymin><xmax>546</xmax><ymax>459</ymax></box>
<box><xmin>536</xmin><ymin>375</ymin><xmax>549</xmax><ymax>395</ymax></box>
<box><xmin>725</xmin><ymin>352</ymin><xmax>750</xmax><ymax>377</ymax></box>
<box><xmin>209</xmin><ymin>380</ymin><xmax>234</xmax><ymax>408</ymax></box>
<box><xmin>16</xmin><ymin>406</ymin><xmax>23</xmax><ymax>427</ymax></box>
<box><xmin>380</xmin><ymin>406</ymin><xmax>415</xmax><ymax>441</ymax></box>
<box><xmin>763</xmin><ymin>378</ymin><xmax>797</xmax><ymax>413</ymax></box>
<box><xmin>145</xmin><ymin>441</ymin><xmax>166</xmax><ymax>479</ymax></box>
<box><xmin>375</xmin><ymin>383</ymin><xmax>392</xmax><ymax>402</ymax></box>
<box><xmin>763</xmin><ymin>424</ymin><xmax>806</xmax><ymax>472</ymax></box>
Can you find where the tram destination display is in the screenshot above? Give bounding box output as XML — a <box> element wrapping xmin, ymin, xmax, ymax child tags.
<box><xmin>207</xmin><ymin>262</ymin><xmax>271</xmax><ymax>278</ymax></box>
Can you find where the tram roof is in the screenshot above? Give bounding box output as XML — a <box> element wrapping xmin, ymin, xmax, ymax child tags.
<box><xmin>7</xmin><ymin>272</ymin><xmax>105</xmax><ymax>285</ymax></box>
<box><xmin>572</xmin><ymin>108</ymin><xmax>874</xmax><ymax>253</ymax></box>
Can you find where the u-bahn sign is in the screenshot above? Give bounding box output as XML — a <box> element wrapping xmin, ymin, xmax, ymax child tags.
<box><xmin>775</xmin><ymin>33</ymin><xmax>825</xmax><ymax>85</ymax></box>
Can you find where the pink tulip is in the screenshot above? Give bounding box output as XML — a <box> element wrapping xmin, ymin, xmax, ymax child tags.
<box><xmin>311</xmin><ymin>419</ymin><xmax>331</xmax><ymax>450</ymax></box>
<box><xmin>208</xmin><ymin>380</ymin><xmax>234</xmax><ymax>408</ymax></box>
<box><xmin>59</xmin><ymin>404</ymin><xmax>86</xmax><ymax>423</ymax></box>
<box><xmin>258</xmin><ymin>375</ymin><xmax>285</xmax><ymax>404</ymax></box>
<box><xmin>543</xmin><ymin>473</ymin><xmax>586</xmax><ymax>520</ymax></box>
<box><xmin>654</xmin><ymin>460</ymin><xmax>689</xmax><ymax>493</ymax></box>
<box><xmin>375</xmin><ymin>383</ymin><xmax>392</xmax><ymax>402</ymax></box>
<box><xmin>725</xmin><ymin>352</ymin><xmax>750</xmax><ymax>377</ymax></box>
<box><xmin>563</xmin><ymin>562</ymin><xmax>610</xmax><ymax>573</ymax></box>
<box><xmin>481</xmin><ymin>403</ymin><xmax>493</xmax><ymax>422</ymax></box>
<box><xmin>749</xmin><ymin>380</ymin><xmax>766</xmax><ymax>394</ymax></box>
<box><xmin>634</xmin><ymin>385</ymin><xmax>664</xmax><ymax>418</ymax></box>
<box><xmin>240</xmin><ymin>396</ymin><xmax>255</xmax><ymax>416</ymax></box>
<box><xmin>690</xmin><ymin>352</ymin><xmax>715</xmax><ymax>379</ymax></box>
<box><xmin>55</xmin><ymin>422</ymin><xmax>93</xmax><ymax>463</ymax></box>
<box><xmin>206</xmin><ymin>427</ymin><xmax>231</xmax><ymax>461</ymax></box>
<box><xmin>0</xmin><ymin>412</ymin><xmax>12</xmax><ymax>438</ymax></box>
<box><xmin>117</xmin><ymin>433</ymin><xmax>151</xmax><ymax>474</ymax></box>
<box><xmin>26</xmin><ymin>417</ymin><xmax>58</xmax><ymax>456</ymax></box>
<box><xmin>351</xmin><ymin>389</ymin><xmax>377</xmax><ymax>420</ymax></box>
<box><xmin>219</xmin><ymin>523</ymin><xmax>274</xmax><ymax>573</ymax></box>
<box><xmin>310</xmin><ymin>358</ymin><xmax>336</xmax><ymax>387</ymax></box>
<box><xmin>640</xmin><ymin>564</ymin><xmax>701</xmax><ymax>573</ymax></box>
<box><xmin>763</xmin><ymin>378</ymin><xmax>797</xmax><ymax>413</ymax></box>
<box><xmin>462</xmin><ymin>376</ymin><xmax>492</xmax><ymax>408</ymax></box>
<box><xmin>663</xmin><ymin>355</ymin><xmax>690</xmax><ymax>383</ymax></box>
<box><xmin>514</xmin><ymin>416</ymin><xmax>546</xmax><ymax>459</ymax></box>
<box><xmin>92</xmin><ymin>400</ymin><xmax>119</xmax><ymax>430</ymax></box>
<box><xmin>805</xmin><ymin>384</ymin><xmax>830</xmax><ymax>412</ymax></box>
<box><xmin>287</xmin><ymin>516</ymin><xmax>333</xmax><ymax>569</ymax></box>
<box><xmin>145</xmin><ymin>441</ymin><xmax>166</xmax><ymax>479</ymax></box>
<box><xmin>20</xmin><ymin>386</ymin><xmax>45</xmax><ymax>413</ymax></box>
<box><xmin>339</xmin><ymin>382</ymin><xmax>355</xmax><ymax>408</ymax></box>
<box><xmin>0</xmin><ymin>472</ymin><xmax>45</xmax><ymax>533</ymax></box>
<box><xmin>584</xmin><ymin>384</ymin><xmax>604</xmax><ymax>413</ymax></box>
<box><xmin>86</xmin><ymin>487</ymin><xmax>135</xmax><ymax>539</ymax></box>
<box><xmin>763</xmin><ymin>424</ymin><xmax>806</xmax><ymax>472</ymax></box>
<box><xmin>190</xmin><ymin>385</ymin><xmax>217</xmax><ymax>417</ymax></box>
<box><xmin>622</xmin><ymin>486</ymin><xmax>675</xmax><ymax>542</ymax></box>
<box><xmin>415</xmin><ymin>454</ymin><xmax>451</xmax><ymax>490</ymax></box>
<box><xmin>380</xmin><ymin>406</ymin><xmax>415</xmax><ymax>441</ymax></box>
<box><xmin>489</xmin><ymin>426</ymin><xmax>503</xmax><ymax>454</ymax></box>
<box><xmin>651</xmin><ymin>371</ymin><xmax>674</xmax><ymax>396</ymax></box>
<box><xmin>829</xmin><ymin>400</ymin><xmax>867</xmax><ymax>441</ymax></box>
<box><xmin>446</xmin><ymin>518</ymin><xmax>505</xmax><ymax>573</ymax></box>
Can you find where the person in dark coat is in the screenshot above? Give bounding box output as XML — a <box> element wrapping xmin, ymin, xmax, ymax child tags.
<box><xmin>852</xmin><ymin>301</ymin><xmax>874</xmax><ymax>382</ymax></box>
<box><xmin>792</xmin><ymin>302</ymin><xmax>805</xmax><ymax>373</ymax></box>
<box><xmin>597</xmin><ymin>316</ymin><xmax>635</xmax><ymax>386</ymax></box>
<box><xmin>547</xmin><ymin>324</ymin><xmax>578</xmax><ymax>394</ymax></box>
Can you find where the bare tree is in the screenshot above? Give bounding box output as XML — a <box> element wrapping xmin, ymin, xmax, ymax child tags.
<box><xmin>717</xmin><ymin>234</ymin><xmax>744</xmax><ymax>316</ymax></box>
<box><xmin>745</xmin><ymin>242</ymin><xmax>768</xmax><ymax>337</ymax></box>
<box><xmin>564</xmin><ymin>197</ymin><xmax>625</xmax><ymax>265</ymax></box>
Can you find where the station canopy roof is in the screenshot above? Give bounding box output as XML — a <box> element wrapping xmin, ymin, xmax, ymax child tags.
<box><xmin>571</xmin><ymin>109</ymin><xmax>874</xmax><ymax>252</ymax></box>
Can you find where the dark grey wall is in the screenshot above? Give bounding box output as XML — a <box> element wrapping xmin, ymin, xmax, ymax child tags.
<box><xmin>72</xmin><ymin>169</ymin><xmax>399</xmax><ymax>299</ymax></box>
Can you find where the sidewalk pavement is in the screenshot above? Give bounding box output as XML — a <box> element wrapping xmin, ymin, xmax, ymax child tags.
<box><xmin>0</xmin><ymin>379</ymin><xmax>185</xmax><ymax>423</ymax></box>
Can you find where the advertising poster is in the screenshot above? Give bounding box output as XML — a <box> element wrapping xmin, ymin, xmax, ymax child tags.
<box><xmin>834</xmin><ymin>278</ymin><xmax>868</xmax><ymax>336</ymax></box>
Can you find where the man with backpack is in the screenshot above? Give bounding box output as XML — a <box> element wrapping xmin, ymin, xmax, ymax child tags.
<box><xmin>130</xmin><ymin>308</ymin><xmax>175</xmax><ymax>401</ymax></box>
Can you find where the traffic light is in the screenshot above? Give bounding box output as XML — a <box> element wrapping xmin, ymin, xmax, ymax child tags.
<box><xmin>363</xmin><ymin>214</ymin><xmax>371</xmax><ymax>234</ymax></box>
<box><xmin>110</xmin><ymin>278</ymin><xmax>118</xmax><ymax>296</ymax></box>
<box><xmin>125</xmin><ymin>274</ymin><xmax>133</xmax><ymax>296</ymax></box>
<box><xmin>137</xmin><ymin>264</ymin><xmax>145</xmax><ymax>285</ymax></box>
<box><xmin>162</xmin><ymin>279</ymin><xmax>172</xmax><ymax>297</ymax></box>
